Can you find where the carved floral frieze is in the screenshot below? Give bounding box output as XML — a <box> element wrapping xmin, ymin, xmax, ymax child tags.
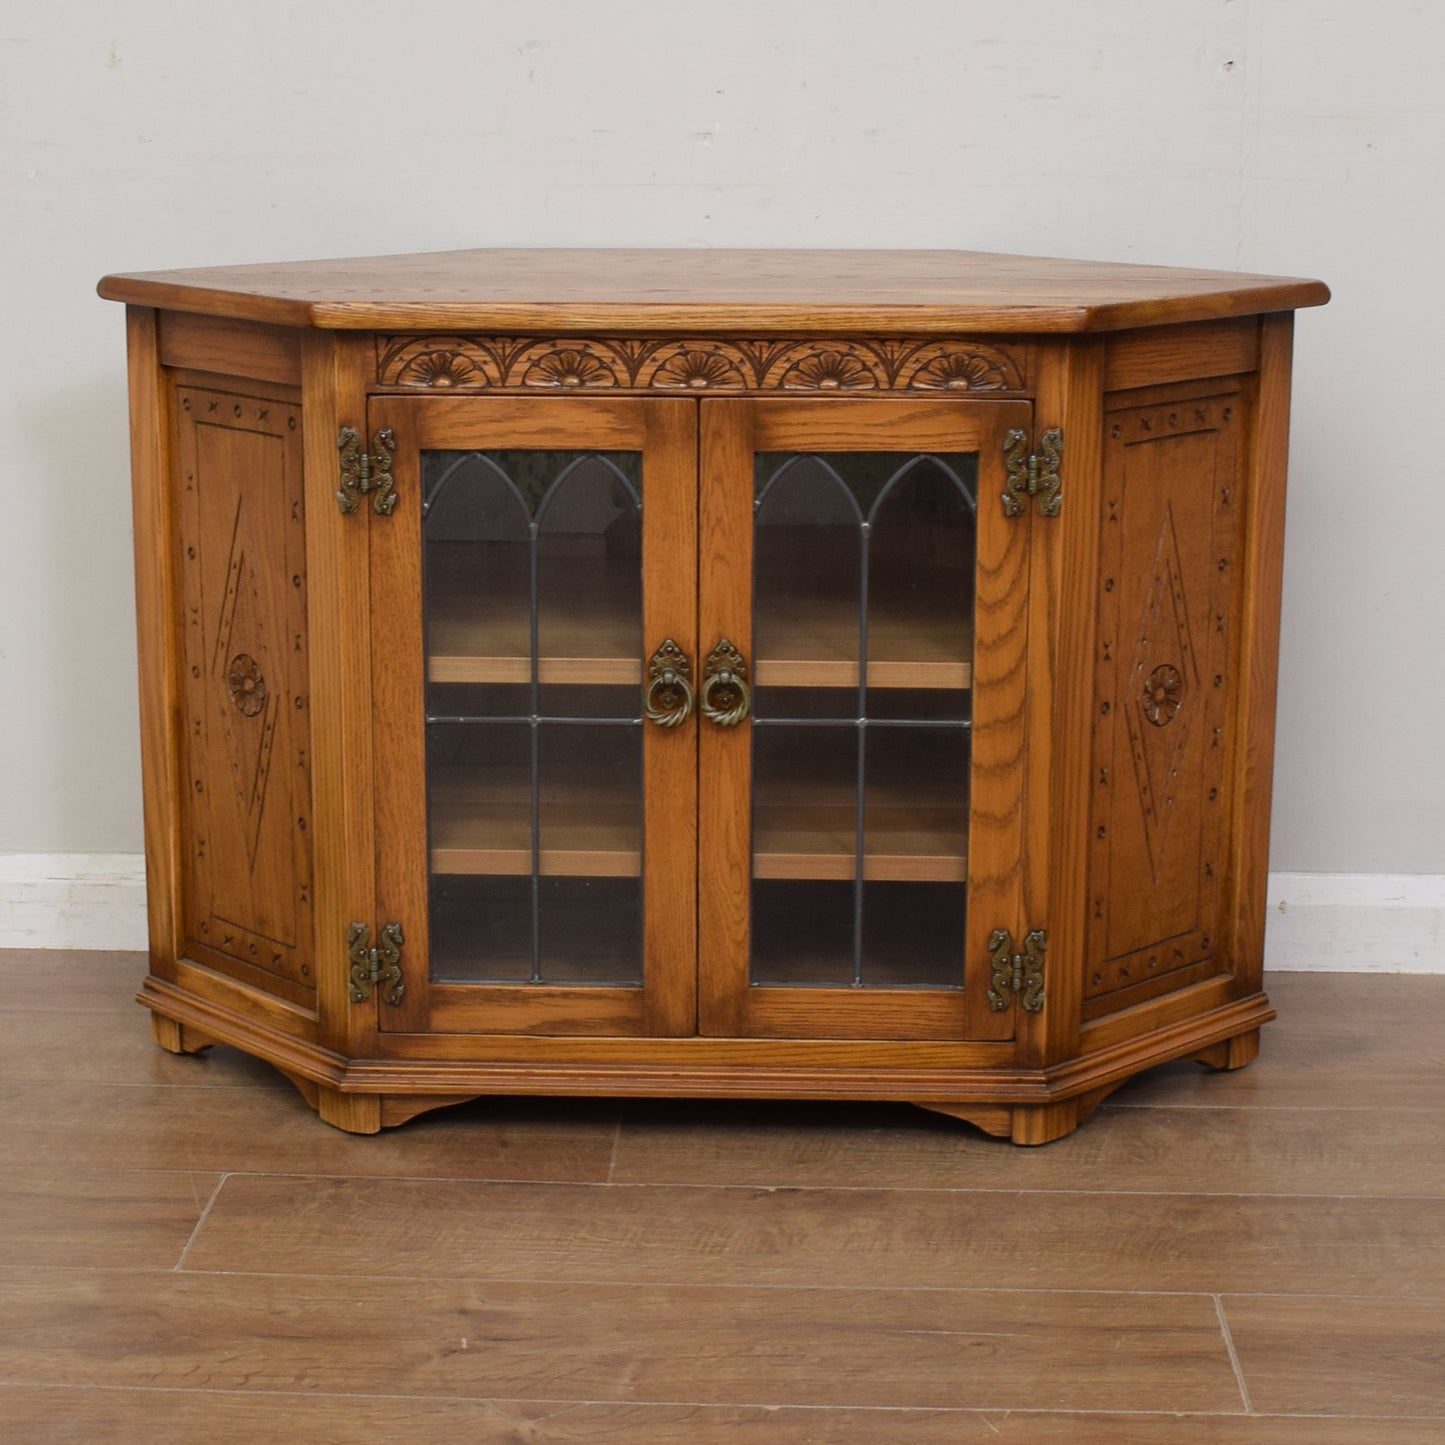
<box><xmin>375</xmin><ymin>336</ymin><xmax>1027</xmax><ymax>394</ymax></box>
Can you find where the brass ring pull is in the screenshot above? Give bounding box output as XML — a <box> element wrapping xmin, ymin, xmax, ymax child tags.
<box><xmin>700</xmin><ymin>639</ymin><xmax>751</xmax><ymax>727</ymax></box>
<box><xmin>643</xmin><ymin>639</ymin><xmax>694</xmax><ymax>728</ymax></box>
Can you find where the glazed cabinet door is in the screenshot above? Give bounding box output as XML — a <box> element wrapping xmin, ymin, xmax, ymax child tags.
<box><xmin>369</xmin><ymin>396</ymin><xmax>698</xmax><ymax>1036</ymax></box>
<box><xmin>697</xmin><ymin>398</ymin><xmax>1032</xmax><ymax>1040</ymax></box>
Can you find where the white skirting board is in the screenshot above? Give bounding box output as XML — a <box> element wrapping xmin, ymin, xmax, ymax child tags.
<box><xmin>0</xmin><ymin>854</ymin><xmax>1442</xmax><ymax>971</ymax></box>
<box><xmin>1264</xmin><ymin>872</ymin><xmax>1445</xmax><ymax>973</ymax></box>
<box><xmin>0</xmin><ymin>853</ymin><xmax>149</xmax><ymax>951</ymax></box>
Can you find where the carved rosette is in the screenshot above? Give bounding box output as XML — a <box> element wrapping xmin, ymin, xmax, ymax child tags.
<box><xmin>376</xmin><ymin>336</ymin><xmax>1026</xmax><ymax>394</ymax></box>
<box><xmin>226</xmin><ymin>653</ymin><xmax>267</xmax><ymax>718</ymax></box>
<box><xmin>1141</xmin><ymin>664</ymin><xmax>1184</xmax><ymax>727</ymax></box>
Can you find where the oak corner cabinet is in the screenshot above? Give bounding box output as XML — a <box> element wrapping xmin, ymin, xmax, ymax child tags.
<box><xmin>100</xmin><ymin>247</ymin><xmax>1328</xmax><ymax>1144</ymax></box>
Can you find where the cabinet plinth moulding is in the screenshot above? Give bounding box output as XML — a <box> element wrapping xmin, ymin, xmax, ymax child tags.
<box><xmin>100</xmin><ymin>248</ymin><xmax>1328</xmax><ymax>1143</ymax></box>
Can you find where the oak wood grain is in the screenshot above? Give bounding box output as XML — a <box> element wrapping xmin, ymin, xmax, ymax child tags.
<box><xmin>172</xmin><ymin>378</ymin><xmax>315</xmax><ymax>1002</ymax></box>
<box><xmin>698</xmin><ymin>396</ymin><xmax>1030</xmax><ymax>1043</ymax></box>
<box><xmin>640</xmin><ymin>400</ymin><xmax>699</xmax><ymax>1036</ymax></box>
<box><xmin>107</xmin><ymin>249</ymin><xmax>1324</xmax><ymax>1139</ymax></box>
<box><xmin>1220</xmin><ymin>314</ymin><xmax>1294</xmax><ymax>995</ymax></box>
<box><xmin>368</xmin><ymin>396</ymin><xmax>697</xmax><ymax>1041</ymax></box>
<box><xmin>301</xmin><ymin>332</ymin><xmax>376</xmax><ymax>1057</ymax></box>
<box><xmin>157</xmin><ymin>310</ymin><xmax>302</xmax><ymax>385</ymax></box>
<box><xmin>1025</xmin><ymin>336</ymin><xmax>1105</xmax><ymax>1068</ymax></box>
<box><xmin>1103</xmin><ymin>316</ymin><xmax>1259</xmax><ymax>392</ymax></box>
<box><xmin>99</xmin><ymin>248</ymin><xmax>1329</xmax><ymax>334</ymax></box>
<box><xmin>126</xmin><ymin>308</ymin><xmax>186</xmax><ymax>972</ymax></box>
<box><xmin>696</xmin><ymin>400</ymin><xmax>754</xmax><ymax>1038</ymax></box>
<box><xmin>1085</xmin><ymin>390</ymin><xmax>1243</xmax><ymax>1017</ymax></box>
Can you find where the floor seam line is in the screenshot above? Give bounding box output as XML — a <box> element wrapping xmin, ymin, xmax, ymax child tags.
<box><xmin>173</xmin><ymin>1173</ymin><xmax>229</xmax><ymax>1271</ymax></box>
<box><xmin>1215</xmin><ymin>1293</ymin><xmax>1254</xmax><ymax>1414</ymax></box>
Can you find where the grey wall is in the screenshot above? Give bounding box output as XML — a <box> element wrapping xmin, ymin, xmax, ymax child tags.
<box><xmin>2</xmin><ymin>0</ymin><xmax>1439</xmax><ymax>872</ymax></box>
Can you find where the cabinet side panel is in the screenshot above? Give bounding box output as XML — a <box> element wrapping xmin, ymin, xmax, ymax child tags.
<box><xmin>126</xmin><ymin>307</ymin><xmax>186</xmax><ymax>969</ymax></box>
<box><xmin>173</xmin><ymin>381</ymin><xmax>315</xmax><ymax>1001</ymax></box>
<box><xmin>1085</xmin><ymin>390</ymin><xmax>1242</xmax><ymax>1015</ymax></box>
<box><xmin>1221</xmin><ymin>314</ymin><xmax>1293</xmax><ymax>993</ymax></box>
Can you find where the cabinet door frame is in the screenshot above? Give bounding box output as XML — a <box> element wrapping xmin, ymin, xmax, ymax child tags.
<box><xmin>368</xmin><ymin>394</ymin><xmax>698</xmax><ymax>1037</ymax></box>
<box><xmin>698</xmin><ymin>396</ymin><xmax>1034</xmax><ymax>1041</ymax></box>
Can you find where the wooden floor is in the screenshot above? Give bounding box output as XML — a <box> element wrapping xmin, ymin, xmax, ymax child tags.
<box><xmin>2</xmin><ymin>953</ymin><xmax>1443</xmax><ymax>1441</ymax></box>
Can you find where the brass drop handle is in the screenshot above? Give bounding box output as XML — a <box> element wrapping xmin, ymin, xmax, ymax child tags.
<box><xmin>699</xmin><ymin>639</ymin><xmax>751</xmax><ymax>727</ymax></box>
<box><xmin>642</xmin><ymin>639</ymin><xmax>694</xmax><ymax>728</ymax></box>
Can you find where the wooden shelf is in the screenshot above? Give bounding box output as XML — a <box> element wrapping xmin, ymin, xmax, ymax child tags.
<box><xmin>755</xmin><ymin>600</ymin><xmax>973</xmax><ymax>690</ymax></box>
<box><xmin>430</xmin><ymin>772</ymin><xmax>641</xmax><ymax>877</ymax></box>
<box><xmin>426</xmin><ymin>543</ymin><xmax>971</xmax><ymax>690</ymax></box>
<box><xmin>755</xmin><ymin>791</ymin><xmax>967</xmax><ymax>883</ymax></box>
<box><xmin>429</xmin><ymin>767</ymin><xmax>965</xmax><ymax>883</ymax></box>
<box><xmin>754</xmin><ymin>545</ymin><xmax>973</xmax><ymax>689</ymax></box>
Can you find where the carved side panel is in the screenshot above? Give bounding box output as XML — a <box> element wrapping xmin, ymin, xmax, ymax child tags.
<box><xmin>174</xmin><ymin>385</ymin><xmax>314</xmax><ymax>1000</ymax></box>
<box><xmin>1085</xmin><ymin>393</ymin><xmax>1241</xmax><ymax>1016</ymax></box>
<box><xmin>374</xmin><ymin>335</ymin><xmax>1028</xmax><ymax>394</ymax></box>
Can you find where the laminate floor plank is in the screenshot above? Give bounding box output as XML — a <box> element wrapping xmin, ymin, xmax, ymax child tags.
<box><xmin>0</xmin><ymin>1009</ymin><xmax>286</xmax><ymax>1087</ymax></box>
<box><xmin>0</xmin><ymin>949</ymin><xmax>147</xmax><ymax>1013</ymax></box>
<box><xmin>1115</xmin><ymin>972</ymin><xmax>1445</xmax><ymax>1111</ymax></box>
<box><xmin>5</xmin><ymin>951</ymin><xmax>1444</xmax><ymax>1432</ymax></box>
<box><xmin>0</xmin><ymin>1169</ymin><xmax>219</xmax><ymax>1271</ymax></box>
<box><xmin>183</xmin><ymin>1173</ymin><xmax>1445</xmax><ymax>1297</ymax></box>
<box><xmin>612</xmin><ymin>1097</ymin><xmax>1445</xmax><ymax>1197</ymax></box>
<box><xmin>1224</xmin><ymin>1294</ymin><xmax>1445</xmax><ymax>1416</ymax></box>
<box><xmin>0</xmin><ymin>1268</ymin><xmax>1241</xmax><ymax>1412</ymax></box>
<box><xmin>2</xmin><ymin>1388</ymin><xmax>1440</xmax><ymax>1445</ymax></box>
<box><xmin>0</xmin><ymin>1081</ymin><xmax>619</xmax><ymax>1182</ymax></box>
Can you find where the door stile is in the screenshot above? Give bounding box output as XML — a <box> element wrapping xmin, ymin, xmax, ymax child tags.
<box><xmin>305</xmin><ymin>332</ymin><xmax>378</xmax><ymax>1055</ymax></box>
<box><xmin>368</xmin><ymin>393</ymin><xmax>431</xmax><ymax>1034</ymax></box>
<box><xmin>960</xmin><ymin>402</ymin><xmax>1035</xmax><ymax>1042</ymax></box>
<box><xmin>696</xmin><ymin>400</ymin><xmax>756</xmax><ymax>1036</ymax></box>
<box><xmin>640</xmin><ymin>399</ymin><xmax>699</xmax><ymax>1035</ymax></box>
<box><xmin>1024</xmin><ymin>338</ymin><xmax>1104</xmax><ymax>1068</ymax></box>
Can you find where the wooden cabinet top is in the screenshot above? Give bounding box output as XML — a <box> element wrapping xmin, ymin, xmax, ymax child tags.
<box><xmin>98</xmin><ymin>247</ymin><xmax>1329</xmax><ymax>335</ymax></box>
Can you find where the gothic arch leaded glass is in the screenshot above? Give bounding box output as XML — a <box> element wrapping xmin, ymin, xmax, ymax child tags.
<box><xmin>749</xmin><ymin>449</ymin><xmax>979</xmax><ymax>990</ymax></box>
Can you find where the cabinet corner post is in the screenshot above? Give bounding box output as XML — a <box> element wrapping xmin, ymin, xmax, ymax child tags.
<box><xmin>1022</xmin><ymin>337</ymin><xmax>1105</xmax><ymax>1067</ymax></box>
<box><xmin>301</xmin><ymin>330</ymin><xmax>379</xmax><ymax>1055</ymax></box>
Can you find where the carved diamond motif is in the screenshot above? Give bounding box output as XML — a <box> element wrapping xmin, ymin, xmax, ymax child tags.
<box><xmin>1125</xmin><ymin>504</ymin><xmax>1199</xmax><ymax>880</ymax></box>
<box><xmin>214</xmin><ymin>524</ymin><xmax>278</xmax><ymax>876</ymax></box>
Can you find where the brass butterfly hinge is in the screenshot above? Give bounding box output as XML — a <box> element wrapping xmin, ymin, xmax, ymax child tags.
<box><xmin>1002</xmin><ymin>427</ymin><xmax>1063</xmax><ymax>518</ymax></box>
<box><xmin>986</xmin><ymin>927</ymin><xmax>1047</xmax><ymax>1012</ymax></box>
<box><xmin>347</xmin><ymin>922</ymin><xmax>405</xmax><ymax>1006</ymax></box>
<box><xmin>337</xmin><ymin>426</ymin><xmax>398</xmax><ymax>515</ymax></box>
